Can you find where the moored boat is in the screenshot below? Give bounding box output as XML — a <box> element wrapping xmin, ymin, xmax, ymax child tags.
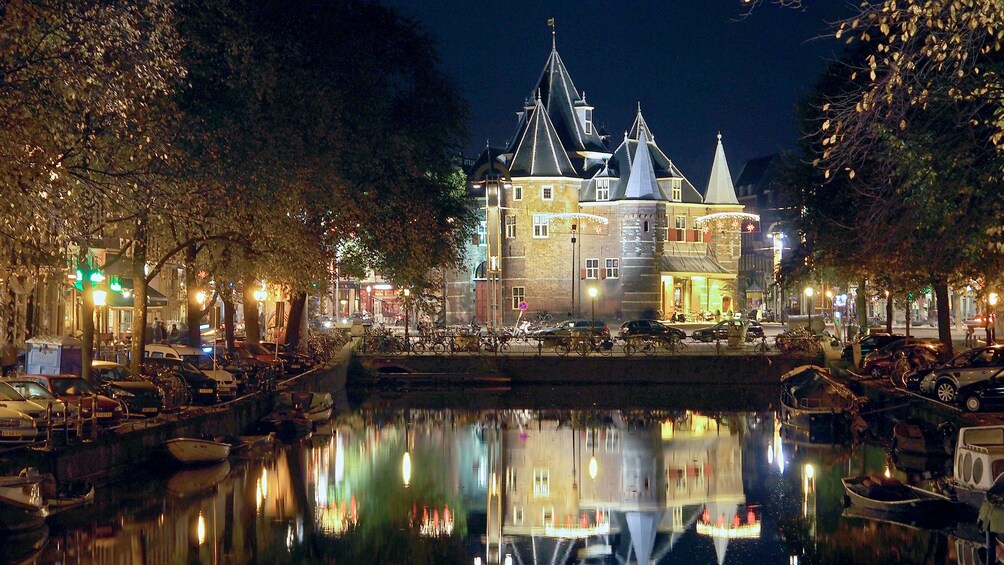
<box><xmin>780</xmin><ymin>365</ymin><xmax>866</xmax><ymax>444</ymax></box>
<box><xmin>0</xmin><ymin>471</ymin><xmax>48</xmax><ymax>532</ymax></box>
<box><xmin>948</xmin><ymin>425</ymin><xmax>1004</xmax><ymax>508</ymax></box>
<box><xmin>165</xmin><ymin>437</ymin><xmax>231</xmax><ymax>464</ymax></box>
<box><xmin>277</xmin><ymin>392</ymin><xmax>334</xmax><ymax>424</ymax></box>
<box><xmin>841</xmin><ymin>475</ymin><xmax>963</xmax><ymax>517</ymax></box>
<box><xmin>892</xmin><ymin>417</ymin><xmax>954</xmax><ymax>457</ymax></box>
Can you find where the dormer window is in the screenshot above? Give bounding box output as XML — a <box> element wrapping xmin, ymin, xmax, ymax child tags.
<box><xmin>671</xmin><ymin>179</ymin><xmax>682</xmax><ymax>202</ymax></box>
<box><xmin>575</xmin><ymin>103</ymin><xmax>594</xmax><ymax>136</ymax></box>
<box><xmin>596</xmin><ymin>179</ymin><xmax>609</xmax><ymax>201</ymax></box>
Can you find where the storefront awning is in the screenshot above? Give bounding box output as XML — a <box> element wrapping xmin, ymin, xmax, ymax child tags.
<box><xmin>659</xmin><ymin>255</ymin><xmax>736</xmax><ymax>278</ymax></box>
<box><xmin>107</xmin><ymin>278</ymin><xmax>168</xmax><ymax>309</ymax></box>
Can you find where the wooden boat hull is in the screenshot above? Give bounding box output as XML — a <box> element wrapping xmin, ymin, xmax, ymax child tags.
<box><xmin>0</xmin><ymin>478</ymin><xmax>47</xmax><ymax>532</ymax></box>
<box><xmin>842</xmin><ymin>477</ymin><xmax>962</xmax><ymax>518</ymax></box>
<box><xmin>165</xmin><ymin>438</ymin><xmax>231</xmax><ymax>464</ymax></box>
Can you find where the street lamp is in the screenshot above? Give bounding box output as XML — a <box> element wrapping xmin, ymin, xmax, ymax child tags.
<box><xmin>588</xmin><ymin>287</ymin><xmax>598</xmax><ymax>338</ymax></box>
<box><xmin>989</xmin><ymin>292</ymin><xmax>998</xmax><ymax>344</ymax></box>
<box><xmin>804</xmin><ymin>287</ymin><xmax>814</xmax><ymax>334</ymax></box>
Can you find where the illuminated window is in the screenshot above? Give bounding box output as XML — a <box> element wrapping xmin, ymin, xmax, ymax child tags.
<box><xmin>542</xmin><ymin>186</ymin><xmax>553</xmax><ymax>201</ymax></box>
<box><xmin>511</xmin><ymin>286</ymin><xmax>525</xmax><ymax>310</ymax></box>
<box><xmin>586</xmin><ymin>429</ymin><xmax>596</xmax><ymax>448</ymax></box>
<box><xmin>671</xmin><ymin>179</ymin><xmax>682</xmax><ymax>201</ymax></box>
<box><xmin>542</xmin><ymin>507</ymin><xmax>554</xmax><ymax>525</ymax></box>
<box><xmin>506</xmin><ymin>467</ymin><xmax>517</xmax><ymax>493</ymax></box>
<box><xmin>505</xmin><ymin>215</ymin><xmax>516</xmax><ymax>238</ymax></box>
<box><xmin>605</xmin><ymin>259</ymin><xmax>619</xmax><ymax>279</ymax></box>
<box><xmin>675</xmin><ymin>216</ymin><xmax>686</xmax><ymax>241</ymax></box>
<box><xmin>585</xmin><ymin>259</ymin><xmax>599</xmax><ymax>279</ymax></box>
<box><xmin>675</xmin><ymin>467</ymin><xmax>687</xmax><ymax>491</ymax></box>
<box><xmin>584</xmin><ymin>108</ymin><xmax>593</xmax><ymax>135</ymax></box>
<box><xmin>533</xmin><ymin>215</ymin><xmax>549</xmax><ymax>238</ymax></box>
<box><xmin>596</xmin><ymin>179</ymin><xmax>609</xmax><ymax>201</ymax></box>
<box><xmin>477</xmin><ymin>221</ymin><xmax>487</xmax><ymax>246</ymax></box>
<box><xmin>514</xmin><ymin>185</ymin><xmax>522</xmax><ymax>201</ymax></box>
<box><xmin>533</xmin><ymin>468</ymin><xmax>550</xmax><ymax>497</ymax></box>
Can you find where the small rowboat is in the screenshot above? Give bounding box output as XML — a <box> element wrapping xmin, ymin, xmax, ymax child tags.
<box><xmin>841</xmin><ymin>476</ymin><xmax>963</xmax><ymax>517</ymax></box>
<box><xmin>165</xmin><ymin>437</ymin><xmax>231</xmax><ymax>464</ymax></box>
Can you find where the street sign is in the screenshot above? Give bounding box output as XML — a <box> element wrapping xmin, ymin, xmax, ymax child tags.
<box><xmin>518</xmin><ymin>301</ymin><xmax>528</xmax><ymax>311</ymax></box>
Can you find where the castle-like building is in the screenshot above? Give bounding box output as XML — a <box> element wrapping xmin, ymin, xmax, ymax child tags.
<box><xmin>447</xmin><ymin>41</ymin><xmax>747</xmax><ymax>325</ymax></box>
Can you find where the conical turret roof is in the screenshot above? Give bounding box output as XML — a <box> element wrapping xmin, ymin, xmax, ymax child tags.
<box><xmin>521</xmin><ymin>47</ymin><xmax>607</xmax><ymax>154</ymax></box>
<box><xmin>508</xmin><ymin>96</ymin><xmax>576</xmax><ymax>177</ymax></box>
<box><xmin>704</xmin><ymin>133</ymin><xmax>739</xmax><ymax>204</ymax></box>
<box><xmin>622</xmin><ymin>123</ymin><xmax>659</xmax><ymax>199</ymax></box>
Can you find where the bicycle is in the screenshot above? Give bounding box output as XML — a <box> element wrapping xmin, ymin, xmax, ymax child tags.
<box><xmin>622</xmin><ymin>337</ymin><xmax>657</xmax><ymax>357</ymax></box>
<box><xmin>573</xmin><ymin>335</ymin><xmax>613</xmax><ymax>357</ymax></box>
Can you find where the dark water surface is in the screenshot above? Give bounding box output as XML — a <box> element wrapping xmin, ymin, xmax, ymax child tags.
<box><xmin>5</xmin><ymin>386</ymin><xmax>977</xmax><ymax>564</ymax></box>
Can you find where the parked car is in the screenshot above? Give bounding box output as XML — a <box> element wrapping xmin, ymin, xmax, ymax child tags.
<box><xmin>0</xmin><ymin>405</ymin><xmax>38</xmax><ymax>444</ymax></box>
<box><xmin>840</xmin><ymin>333</ymin><xmax>905</xmax><ymax>366</ymax></box>
<box><xmin>17</xmin><ymin>375</ymin><xmax>125</xmax><ymax>425</ymax></box>
<box><xmin>3</xmin><ymin>379</ymin><xmax>79</xmax><ymax>427</ymax></box>
<box><xmin>533</xmin><ymin>320</ymin><xmax>610</xmax><ymax>339</ymax></box>
<box><xmin>90</xmin><ymin>361</ymin><xmax>164</xmax><ymax>417</ymax></box>
<box><xmin>860</xmin><ymin>338</ymin><xmax>950</xmax><ymax>379</ymax></box>
<box><xmin>918</xmin><ymin>345</ymin><xmax>1004</xmax><ymax>403</ymax></box>
<box><xmin>618</xmin><ymin>320</ymin><xmax>687</xmax><ymax>341</ymax></box>
<box><xmin>233</xmin><ymin>341</ymin><xmax>285</xmax><ymax>374</ymax></box>
<box><xmin>141</xmin><ymin>357</ymin><xmax>220</xmax><ymax>405</ymax></box>
<box><xmin>954</xmin><ymin>373</ymin><xmax>1004</xmax><ymax>412</ymax></box>
<box><xmin>0</xmin><ymin>381</ymin><xmax>50</xmax><ymax>438</ymax></box>
<box><xmin>145</xmin><ymin>344</ymin><xmax>238</xmax><ymax>400</ymax></box>
<box><xmin>690</xmin><ymin>320</ymin><xmax>764</xmax><ymax>342</ymax></box>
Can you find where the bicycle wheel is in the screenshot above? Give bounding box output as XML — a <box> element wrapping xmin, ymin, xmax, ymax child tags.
<box><xmin>622</xmin><ymin>341</ymin><xmax>637</xmax><ymax>357</ymax></box>
<box><xmin>576</xmin><ymin>341</ymin><xmax>590</xmax><ymax>357</ymax></box>
<box><xmin>642</xmin><ymin>341</ymin><xmax>657</xmax><ymax>356</ymax></box>
<box><xmin>431</xmin><ymin>342</ymin><xmax>446</xmax><ymax>356</ymax></box>
<box><xmin>599</xmin><ymin>341</ymin><xmax>613</xmax><ymax>357</ymax></box>
<box><xmin>555</xmin><ymin>341</ymin><xmax>571</xmax><ymax>356</ymax></box>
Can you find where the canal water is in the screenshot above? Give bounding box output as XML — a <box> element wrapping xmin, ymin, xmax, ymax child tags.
<box><xmin>5</xmin><ymin>386</ymin><xmax>978</xmax><ymax>564</ymax></box>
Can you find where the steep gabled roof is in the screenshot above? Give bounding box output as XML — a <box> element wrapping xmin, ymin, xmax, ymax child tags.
<box><xmin>525</xmin><ymin>47</ymin><xmax>607</xmax><ymax>154</ymax></box>
<box><xmin>704</xmin><ymin>133</ymin><xmax>739</xmax><ymax>204</ymax></box>
<box><xmin>508</xmin><ymin>97</ymin><xmax>576</xmax><ymax>177</ymax></box>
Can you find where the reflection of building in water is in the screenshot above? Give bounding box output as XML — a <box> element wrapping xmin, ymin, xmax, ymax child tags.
<box><xmin>494</xmin><ymin>411</ymin><xmax>759</xmax><ymax>564</ymax></box>
<box><xmin>42</xmin><ymin>452</ymin><xmax>296</xmax><ymax>564</ymax></box>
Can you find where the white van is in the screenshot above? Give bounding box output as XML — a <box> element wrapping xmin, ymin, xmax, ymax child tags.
<box><xmin>144</xmin><ymin>344</ymin><xmax>238</xmax><ymax>400</ymax></box>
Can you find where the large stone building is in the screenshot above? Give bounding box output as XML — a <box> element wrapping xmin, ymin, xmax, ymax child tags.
<box><xmin>447</xmin><ymin>42</ymin><xmax>748</xmax><ymax>325</ymax></box>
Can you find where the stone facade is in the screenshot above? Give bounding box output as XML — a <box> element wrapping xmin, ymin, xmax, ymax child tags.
<box><xmin>447</xmin><ymin>44</ymin><xmax>746</xmax><ymax>326</ymax></box>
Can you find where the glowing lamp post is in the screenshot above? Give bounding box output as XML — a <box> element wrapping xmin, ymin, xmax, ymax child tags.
<box><xmin>588</xmin><ymin>287</ymin><xmax>598</xmax><ymax>338</ymax></box>
<box><xmin>804</xmin><ymin>287</ymin><xmax>814</xmax><ymax>334</ymax></box>
<box><xmin>989</xmin><ymin>292</ymin><xmax>998</xmax><ymax>344</ymax></box>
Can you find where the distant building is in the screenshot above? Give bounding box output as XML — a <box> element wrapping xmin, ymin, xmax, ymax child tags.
<box><xmin>447</xmin><ymin>42</ymin><xmax>748</xmax><ymax>325</ymax></box>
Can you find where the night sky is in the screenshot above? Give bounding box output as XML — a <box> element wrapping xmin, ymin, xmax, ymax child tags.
<box><xmin>383</xmin><ymin>1</ymin><xmax>853</xmax><ymax>189</ymax></box>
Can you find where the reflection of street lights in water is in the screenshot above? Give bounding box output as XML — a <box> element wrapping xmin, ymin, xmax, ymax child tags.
<box><xmin>402</xmin><ymin>451</ymin><xmax>411</xmax><ymax>487</ymax></box>
<box><xmin>588</xmin><ymin>287</ymin><xmax>598</xmax><ymax>337</ymax></box>
<box><xmin>197</xmin><ymin>511</ymin><xmax>206</xmax><ymax>545</ymax></box>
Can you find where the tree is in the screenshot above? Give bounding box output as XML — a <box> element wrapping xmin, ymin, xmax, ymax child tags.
<box><xmin>175</xmin><ymin>0</ymin><xmax>476</xmax><ymax>349</ymax></box>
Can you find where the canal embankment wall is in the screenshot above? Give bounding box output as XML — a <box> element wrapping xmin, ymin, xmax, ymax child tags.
<box><xmin>0</xmin><ymin>348</ymin><xmax>351</xmax><ymax>482</ymax></box>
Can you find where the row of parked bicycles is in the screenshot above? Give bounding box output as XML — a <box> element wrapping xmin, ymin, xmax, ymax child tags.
<box><xmin>359</xmin><ymin>323</ymin><xmax>834</xmax><ymax>358</ymax></box>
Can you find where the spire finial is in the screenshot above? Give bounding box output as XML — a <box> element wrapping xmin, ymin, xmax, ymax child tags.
<box><xmin>717</xmin><ymin>131</ymin><xmax>722</xmax><ymax>142</ymax></box>
<box><xmin>637</xmin><ymin>101</ymin><xmax>642</xmax><ymax>113</ymax></box>
<box><xmin>547</xmin><ymin>18</ymin><xmax>556</xmax><ymax>49</ymax></box>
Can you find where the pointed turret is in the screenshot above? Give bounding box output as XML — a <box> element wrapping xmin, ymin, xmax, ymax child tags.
<box><xmin>508</xmin><ymin>96</ymin><xmax>576</xmax><ymax>177</ymax></box>
<box><xmin>703</xmin><ymin>132</ymin><xmax>739</xmax><ymax>204</ymax></box>
<box><xmin>622</xmin><ymin>122</ymin><xmax>659</xmax><ymax>199</ymax></box>
<box><xmin>522</xmin><ymin>46</ymin><xmax>607</xmax><ymax>155</ymax></box>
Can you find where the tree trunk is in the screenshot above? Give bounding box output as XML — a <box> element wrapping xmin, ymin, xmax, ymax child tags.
<box><xmin>130</xmin><ymin>223</ymin><xmax>148</xmax><ymax>373</ymax></box>
<box><xmin>243</xmin><ymin>280</ymin><xmax>260</xmax><ymax>345</ymax></box>
<box><xmin>905</xmin><ymin>297</ymin><xmax>911</xmax><ymax>338</ymax></box>
<box><xmin>934</xmin><ymin>280</ymin><xmax>953</xmax><ymax>357</ymax></box>
<box><xmin>886</xmin><ymin>292</ymin><xmax>894</xmax><ymax>334</ymax></box>
<box><xmin>222</xmin><ymin>287</ymin><xmax>236</xmax><ymax>355</ymax></box>
<box><xmin>284</xmin><ymin>292</ymin><xmax>306</xmax><ymax>352</ymax></box>
<box><xmin>81</xmin><ymin>284</ymin><xmax>94</xmax><ymax>383</ymax></box>
<box><xmin>185</xmin><ymin>244</ymin><xmax>201</xmax><ymax>347</ymax></box>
